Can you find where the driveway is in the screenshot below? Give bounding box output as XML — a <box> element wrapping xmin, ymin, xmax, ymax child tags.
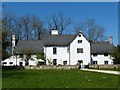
<box><xmin>81</xmin><ymin>69</ymin><xmax>120</xmax><ymax>75</ymax></box>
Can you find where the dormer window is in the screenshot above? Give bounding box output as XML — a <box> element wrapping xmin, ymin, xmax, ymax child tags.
<box><xmin>78</xmin><ymin>40</ymin><xmax>82</xmax><ymax>43</ymax></box>
<box><xmin>93</xmin><ymin>53</ymin><xmax>97</xmax><ymax>57</ymax></box>
<box><xmin>104</xmin><ymin>53</ymin><xmax>108</xmax><ymax>56</ymax></box>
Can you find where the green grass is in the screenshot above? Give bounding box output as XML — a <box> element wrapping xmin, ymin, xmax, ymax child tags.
<box><xmin>2</xmin><ymin>69</ymin><xmax>119</xmax><ymax>88</ymax></box>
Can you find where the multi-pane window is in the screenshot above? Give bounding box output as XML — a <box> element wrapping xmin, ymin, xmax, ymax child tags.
<box><xmin>77</xmin><ymin>48</ymin><xmax>83</xmax><ymax>53</ymax></box>
<box><xmin>53</xmin><ymin>47</ymin><xmax>57</xmax><ymax>54</ymax></box>
<box><xmin>104</xmin><ymin>61</ymin><xmax>108</xmax><ymax>64</ymax></box>
<box><xmin>78</xmin><ymin>40</ymin><xmax>82</xmax><ymax>43</ymax></box>
<box><xmin>93</xmin><ymin>61</ymin><xmax>97</xmax><ymax>64</ymax></box>
<box><xmin>53</xmin><ymin>59</ymin><xmax>57</xmax><ymax>65</ymax></box>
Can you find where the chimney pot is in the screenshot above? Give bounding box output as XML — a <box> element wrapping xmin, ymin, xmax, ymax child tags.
<box><xmin>109</xmin><ymin>36</ymin><xmax>113</xmax><ymax>44</ymax></box>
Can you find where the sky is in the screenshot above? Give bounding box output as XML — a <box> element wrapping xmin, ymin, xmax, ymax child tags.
<box><xmin>2</xmin><ymin>2</ymin><xmax>118</xmax><ymax>45</ymax></box>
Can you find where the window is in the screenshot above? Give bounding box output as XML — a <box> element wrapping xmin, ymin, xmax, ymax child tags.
<box><xmin>77</xmin><ymin>48</ymin><xmax>83</xmax><ymax>53</ymax></box>
<box><xmin>104</xmin><ymin>53</ymin><xmax>108</xmax><ymax>56</ymax></box>
<box><xmin>104</xmin><ymin>61</ymin><xmax>108</xmax><ymax>64</ymax></box>
<box><xmin>53</xmin><ymin>59</ymin><xmax>57</xmax><ymax>65</ymax></box>
<box><xmin>93</xmin><ymin>61</ymin><xmax>97</xmax><ymax>64</ymax></box>
<box><xmin>78</xmin><ymin>34</ymin><xmax>81</xmax><ymax>37</ymax></box>
<box><xmin>25</xmin><ymin>62</ymin><xmax>29</xmax><ymax>66</ymax></box>
<box><xmin>78</xmin><ymin>60</ymin><xmax>83</xmax><ymax>64</ymax></box>
<box><xmin>93</xmin><ymin>53</ymin><xmax>97</xmax><ymax>57</ymax></box>
<box><xmin>19</xmin><ymin>62</ymin><xmax>23</xmax><ymax>66</ymax></box>
<box><xmin>78</xmin><ymin>40</ymin><xmax>82</xmax><ymax>43</ymax></box>
<box><xmin>3</xmin><ymin>62</ymin><xmax>7</xmax><ymax>64</ymax></box>
<box><xmin>53</xmin><ymin>47</ymin><xmax>57</xmax><ymax>54</ymax></box>
<box><xmin>19</xmin><ymin>54</ymin><xmax>23</xmax><ymax>58</ymax></box>
<box><xmin>9</xmin><ymin>62</ymin><xmax>13</xmax><ymax>64</ymax></box>
<box><xmin>63</xmin><ymin>61</ymin><xmax>67</xmax><ymax>65</ymax></box>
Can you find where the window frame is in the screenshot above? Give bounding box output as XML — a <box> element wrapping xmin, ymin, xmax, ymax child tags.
<box><xmin>3</xmin><ymin>62</ymin><xmax>7</xmax><ymax>64</ymax></box>
<box><xmin>93</xmin><ymin>61</ymin><xmax>97</xmax><ymax>64</ymax></box>
<box><xmin>104</xmin><ymin>53</ymin><xmax>108</xmax><ymax>57</ymax></box>
<box><xmin>53</xmin><ymin>47</ymin><xmax>57</xmax><ymax>54</ymax></box>
<box><xmin>77</xmin><ymin>48</ymin><xmax>83</xmax><ymax>53</ymax></box>
<box><xmin>9</xmin><ymin>62</ymin><xmax>13</xmax><ymax>64</ymax></box>
<box><xmin>93</xmin><ymin>53</ymin><xmax>97</xmax><ymax>57</ymax></box>
<box><xmin>53</xmin><ymin>59</ymin><xmax>57</xmax><ymax>65</ymax></box>
<box><xmin>104</xmin><ymin>61</ymin><xmax>108</xmax><ymax>64</ymax></box>
<box><xmin>78</xmin><ymin>40</ymin><xmax>82</xmax><ymax>43</ymax></box>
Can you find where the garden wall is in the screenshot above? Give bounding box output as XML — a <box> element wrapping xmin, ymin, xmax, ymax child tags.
<box><xmin>89</xmin><ymin>64</ymin><xmax>120</xmax><ymax>69</ymax></box>
<box><xmin>24</xmin><ymin>65</ymin><xmax>79</xmax><ymax>69</ymax></box>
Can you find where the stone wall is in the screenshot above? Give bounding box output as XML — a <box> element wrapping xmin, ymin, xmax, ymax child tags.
<box><xmin>24</xmin><ymin>65</ymin><xmax>79</xmax><ymax>70</ymax></box>
<box><xmin>89</xmin><ymin>64</ymin><xmax>120</xmax><ymax>69</ymax></box>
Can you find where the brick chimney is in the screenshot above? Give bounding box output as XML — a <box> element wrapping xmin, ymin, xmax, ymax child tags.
<box><xmin>109</xmin><ymin>36</ymin><xmax>113</xmax><ymax>44</ymax></box>
<box><xmin>12</xmin><ymin>35</ymin><xmax>16</xmax><ymax>55</ymax></box>
<box><xmin>51</xmin><ymin>29</ymin><xmax>58</xmax><ymax>35</ymax></box>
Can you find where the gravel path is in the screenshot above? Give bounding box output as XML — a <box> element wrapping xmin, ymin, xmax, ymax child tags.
<box><xmin>81</xmin><ymin>69</ymin><xmax>120</xmax><ymax>75</ymax></box>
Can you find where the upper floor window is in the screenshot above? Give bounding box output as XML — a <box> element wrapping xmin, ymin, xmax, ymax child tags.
<box><xmin>77</xmin><ymin>48</ymin><xmax>83</xmax><ymax>53</ymax></box>
<box><xmin>53</xmin><ymin>47</ymin><xmax>57</xmax><ymax>54</ymax></box>
<box><xmin>93</xmin><ymin>53</ymin><xmax>97</xmax><ymax>57</ymax></box>
<box><xmin>104</xmin><ymin>53</ymin><xmax>108</xmax><ymax>56</ymax></box>
<box><xmin>78</xmin><ymin>40</ymin><xmax>82</xmax><ymax>43</ymax></box>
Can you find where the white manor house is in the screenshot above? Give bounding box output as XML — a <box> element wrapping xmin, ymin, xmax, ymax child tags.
<box><xmin>2</xmin><ymin>29</ymin><xmax>114</xmax><ymax>66</ymax></box>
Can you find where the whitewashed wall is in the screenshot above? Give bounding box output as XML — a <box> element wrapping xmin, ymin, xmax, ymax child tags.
<box><xmin>45</xmin><ymin>46</ymin><xmax>69</xmax><ymax>65</ymax></box>
<box><xmin>70</xmin><ymin>34</ymin><xmax>91</xmax><ymax>65</ymax></box>
<box><xmin>91</xmin><ymin>55</ymin><xmax>113</xmax><ymax>65</ymax></box>
<box><xmin>2</xmin><ymin>55</ymin><xmax>38</xmax><ymax>66</ymax></box>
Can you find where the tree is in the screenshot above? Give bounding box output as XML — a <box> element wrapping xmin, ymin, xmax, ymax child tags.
<box><xmin>20</xmin><ymin>48</ymin><xmax>33</xmax><ymax>66</ymax></box>
<box><xmin>2</xmin><ymin>30</ymin><xmax>10</xmax><ymax>60</ymax></box>
<box><xmin>75</xmin><ymin>19</ymin><xmax>106</xmax><ymax>42</ymax></box>
<box><xmin>31</xmin><ymin>15</ymin><xmax>45</xmax><ymax>40</ymax></box>
<box><xmin>20</xmin><ymin>15</ymin><xmax>31</xmax><ymax>40</ymax></box>
<box><xmin>46</xmin><ymin>12</ymin><xmax>71</xmax><ymax>34</ymax></box>
<box><xmin>111</xmin><ymin>45</ymin><xmax>120</xmax><ymax>64</ymax></box>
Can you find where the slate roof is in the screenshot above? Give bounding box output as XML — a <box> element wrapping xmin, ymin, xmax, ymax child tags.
<box><xmin>90</xmin><ymin>42</ymin><xmax>114</xmax><ymax>54</ymax></box>
<box><xmin>15</xmin><ymin>40</ymin><xmax>44</xmax><ymax>54</ymax></box>
<box><xmin>41</xmin><ymin>34</ymin><xmax>76</xmax><ymax>46</ymax></box>
<box><xmin>15</xmin><ymin>34</ymin><xmax>114</xmax><ymax>54</ymax></box>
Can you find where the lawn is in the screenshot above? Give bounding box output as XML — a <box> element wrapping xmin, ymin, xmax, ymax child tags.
<box><xmin>2</xmin><ymin>69</ymin><xmax>119</xmax><ymax>88</ymax></box>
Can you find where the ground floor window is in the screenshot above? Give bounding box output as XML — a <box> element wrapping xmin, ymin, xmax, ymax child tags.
<box><xmin>3</xmin><ymin>62</ymin><xmax>7</xmax><ymax>65</ymax></box>
<box><xmin>93</xmin><ymin>61</ymin><xmax>97</xmax><ymax>64</ymax></box>
<box><xmin>78</xmin><ymin>60</ymin><xmax>83</xmax><ymax>64</ymax></box>
<box><xmin>63</xmin><ymin>61</ymin><xmax>67</xmax><ymax>65</ymax></box>
<box><xmin>9</xmin><ymin>62</ymin><xmax>13</xmax><ymax>64</ymax></box>
<box><xmin>25</xmin><ymin>62</ymin><xmax>29</xmax><ymax>66</ymax></box>
<box><xmin>53</xmin><ymin>59</ymin><xmax>57</xmax><ymax>65</ymax></box>
<box><xmin>104</xmin><ymin>61</ymin><xmax>108</xmax><ymax>64</ymax></box>
<box><xmin>19</xmin><ymin>62</ymin><xmax>23</xmax><ymax>66</ymax></box>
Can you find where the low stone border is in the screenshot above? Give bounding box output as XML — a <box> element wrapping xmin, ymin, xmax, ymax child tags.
<box><xmin>24</xmin><ymin>65</ymin><xmax>79</xmax><ymax>69</ymax></box>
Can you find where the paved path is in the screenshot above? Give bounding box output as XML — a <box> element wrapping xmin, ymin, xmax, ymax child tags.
<box><xmin>81</xmin><ymin>69</ymin><xmax>120</xmax><ymax>75</ymax></box>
